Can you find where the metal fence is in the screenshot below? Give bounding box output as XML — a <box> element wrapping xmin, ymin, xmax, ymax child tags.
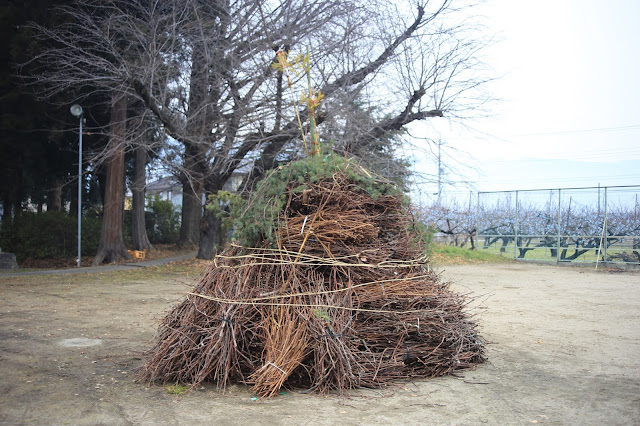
<box><xmin>476</xmin><ymin>185</ymin><xmax>640</xmax><ymax>265</ymax></box>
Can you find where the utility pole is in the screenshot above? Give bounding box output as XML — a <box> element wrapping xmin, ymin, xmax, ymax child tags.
<box><xmin>468</xmin><ymin>190</ymin><xmax>474</xmax><ymax>250</ymax></box>
<box><xmin>436</xmin><ymin>139</ymin><xmax>443</xmax><ymax>203</ymax></box>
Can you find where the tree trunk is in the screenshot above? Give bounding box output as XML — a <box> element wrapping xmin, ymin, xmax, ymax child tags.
<box><xmin>131</xmin><ymin>145</ymin><xmax>152</xmax><ymax>251</ymax></box>
<box><xmin>197</xmin><ymin>174</ymin><xmax>231</xmax><ymax>260</ymax></box>
<box><xmin>46</xmin><ymin>176</ymin><xmax>63</xmax><ymax>212</ymax></box>
<box><xmin>197</xmin><ymin>209</ymin><xmax>226</xmax><ymax>260</ymax></box>
<box><xmin>177</xmin><ymin>38</ymin><xmax>208</xmax><ymax>248</ymax></box>
<box><xmin>178</xmin><ymin>180</ymin><xmax>203</xmax><ymax>247</ymax></box>
<box><xmin>93</xmin><ymin>94</ymin><xmax>131</xmax><ymax>265</ymax></box>
<box><xmin>197</xmin><ymin>172</ymin><xmax>223</xmax><ymax>260</ymax></box>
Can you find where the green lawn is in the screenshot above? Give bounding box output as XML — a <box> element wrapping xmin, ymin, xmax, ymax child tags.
<box><xmin>429</xmin><ymin>244</ymin><xmax>513</xmax><ymax>266</ymax></box>
<box><xmin>478</xmin><ymin>241</ymin><xmax>636</xmax><ymax>264</ymax></box>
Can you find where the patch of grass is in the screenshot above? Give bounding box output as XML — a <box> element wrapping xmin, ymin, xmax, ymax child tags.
<box><xmin>166</xmin><ymin>384</ymin><xmax>189</xmax><ymax>395</ymax></box>
<box><xmin>0</xmin><ymin>258</ymin><xmax>210</xmax><ymax>285</ymax></box>
<box><xmin>143</xmin><ymin>259</ymin><xmax>209</xmax><ymax>278</ymax></box>
<box><xmin>88</xmin><ymin>259</ymin><xmax>209</xmax><ymax>283</ymax></box>
<box><xmin>478</xmin><ymin>243</ymin><xmax>636</xmax><ymax>264</ymax></box>
<box><xmin>429</xmin><ymin>244</ymin><xmax>513</xmax><ymax>266</ymax></box>
<box><xmin>0</xmin><ymin>268</ymin><xmax>39</xmax><ymax>274</ymax></box>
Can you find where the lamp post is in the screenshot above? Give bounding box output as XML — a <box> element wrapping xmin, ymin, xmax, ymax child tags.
<box><xmin>70</xmin><ymin>104</ymin><xmax>83</xmax><ymax>267</ymax></box>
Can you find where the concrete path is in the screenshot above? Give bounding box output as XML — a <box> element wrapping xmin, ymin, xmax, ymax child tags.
<box><xmin>0</xmin><ymin>251</ymin><xmax>198</xmax><ymax>278</ymax></box>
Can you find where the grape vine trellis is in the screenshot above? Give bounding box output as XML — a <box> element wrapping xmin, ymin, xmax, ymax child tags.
<box><xmin>418</xmin><ymin>185</ymin><xmax>640</xmax><ymax>265</ymax></box>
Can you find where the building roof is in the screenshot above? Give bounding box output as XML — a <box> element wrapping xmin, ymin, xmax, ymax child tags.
<box><xmin>146</xmin><ymin>176</ymin><xmax>181</xmax><ymax>194</ymax></box>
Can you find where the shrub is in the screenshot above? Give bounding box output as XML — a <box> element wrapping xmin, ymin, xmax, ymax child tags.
<box><xmin>146</xmin><ymin>196</ymin><xmax>180</xmax><ymax>244</ymax></box>
<box><xmin>0</xmin><ymin>211</ymin><xmax>101</xmax><ymax>261</ymax></box>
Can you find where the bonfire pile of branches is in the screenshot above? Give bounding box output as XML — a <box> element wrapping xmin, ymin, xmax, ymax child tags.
<box><xmin>138</xmin><ymin>171</ymin><xmax>485</xmax><ymax>397</ymax></box>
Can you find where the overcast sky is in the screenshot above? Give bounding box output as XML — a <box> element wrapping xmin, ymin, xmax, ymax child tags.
<box><xmin>412</xmin><ymin>0</ymin><xmax>640</xmax><ymax>201</ymax></box>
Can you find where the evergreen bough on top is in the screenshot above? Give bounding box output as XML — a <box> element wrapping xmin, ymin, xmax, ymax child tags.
<box><xmin>232</xmin><ymin>153</ymin><xmax>408</xmax><ymax>248</ymax></box>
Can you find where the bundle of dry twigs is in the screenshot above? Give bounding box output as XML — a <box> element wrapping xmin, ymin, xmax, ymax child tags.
<box><xmin>137</xmin><ymin>172</ymin><xmax>485</xmax><ymax>397</ymax></box>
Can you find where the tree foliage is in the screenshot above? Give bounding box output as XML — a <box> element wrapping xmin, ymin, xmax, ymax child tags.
<box><xmin>0</xmin><ymin>0</ymin><xmax>80</xmax><ymax>219</ymax></box>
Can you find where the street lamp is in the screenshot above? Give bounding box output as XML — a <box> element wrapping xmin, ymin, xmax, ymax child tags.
<box><xmin>70</xmin><ymin>104</ymin><xmax>83</xmax><ymax>267</ymax></box>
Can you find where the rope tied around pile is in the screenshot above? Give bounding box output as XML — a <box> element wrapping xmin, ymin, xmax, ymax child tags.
<box><xmin>260</xmin><ymin>361</ymin><xmax>288</xmax><ymax>376</ymax></box>
<box><xmin>137</xmin><ymin>170</ymin><xmax>485</xmax><ymax>397</ymax></box>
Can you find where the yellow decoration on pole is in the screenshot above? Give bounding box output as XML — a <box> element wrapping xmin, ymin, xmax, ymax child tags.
<box><xmin>272</xmin><ymin>49</ymin><xmax>323</xmax><ymax>157</ymax></box>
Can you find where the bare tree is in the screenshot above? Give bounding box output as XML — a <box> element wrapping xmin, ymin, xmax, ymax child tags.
<box><xmin>93</xmin><ymin>93</ymin><xmax>131</xmax><ymax>265</ymax></box>
<box><xmin>23</xmin><ymin>0</ymin><xmax>491</xmax><ymax>260</ymax></box>
<box><xmin>127</xmin><ymin>104</ymin><xmax>161</xmax><ymax>252</ymax></box>
<box><xmin>131</xmin><ymin>144</ymin><xmax>153</xmax><ymax>251</ymax></box>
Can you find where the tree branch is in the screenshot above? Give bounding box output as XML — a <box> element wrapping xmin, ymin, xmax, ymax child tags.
<box><xmin>130</xmin><ymin>77</ymin><xmax>184</xmax><ymax>145</ymax></box>
<box><xmin>322</xmin><ymin>5</ymin><xmax>426</xmax><ymax>96</ymax></box>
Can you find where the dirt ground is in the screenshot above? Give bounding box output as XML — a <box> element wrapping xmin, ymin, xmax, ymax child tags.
<box><xmin>0</xmin><ymin>262</ymin><xmax>638</xmax><ymax>425</ymax></box>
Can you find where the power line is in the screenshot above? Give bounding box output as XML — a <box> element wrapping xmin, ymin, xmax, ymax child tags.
<box><xmin>483</xmin><ymin>150</ymin><xmax>640</xmax><ymax>163</ymax></box>
<box><xmin>513</xmin><ymin>124</ymin><xmax>640</xmax><ymax>137</ymax></box>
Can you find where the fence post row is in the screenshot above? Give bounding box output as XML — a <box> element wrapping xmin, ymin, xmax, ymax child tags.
<box><xmin>474</xmin><ymin>185</ymin><xmax>638</xmax><ymax>266</ymax></box>
<box><xmin>604</xmin><ymin>187</ymin><xmax>608</xmax><ymax>262</ymax></box>
<box><xmin>514</xmin><ymin>190</ymin><xmax>519</xmax><ymax>259</ymax></box>
<box><xmin>476</xmin><ymin>191</ymin><xmax>480</xmax><ymax>249</ymax></box>
<box><xmin>556</xmin><ymin>189</ymin><xmax>561</xmax><ymax>262</ymax></box>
